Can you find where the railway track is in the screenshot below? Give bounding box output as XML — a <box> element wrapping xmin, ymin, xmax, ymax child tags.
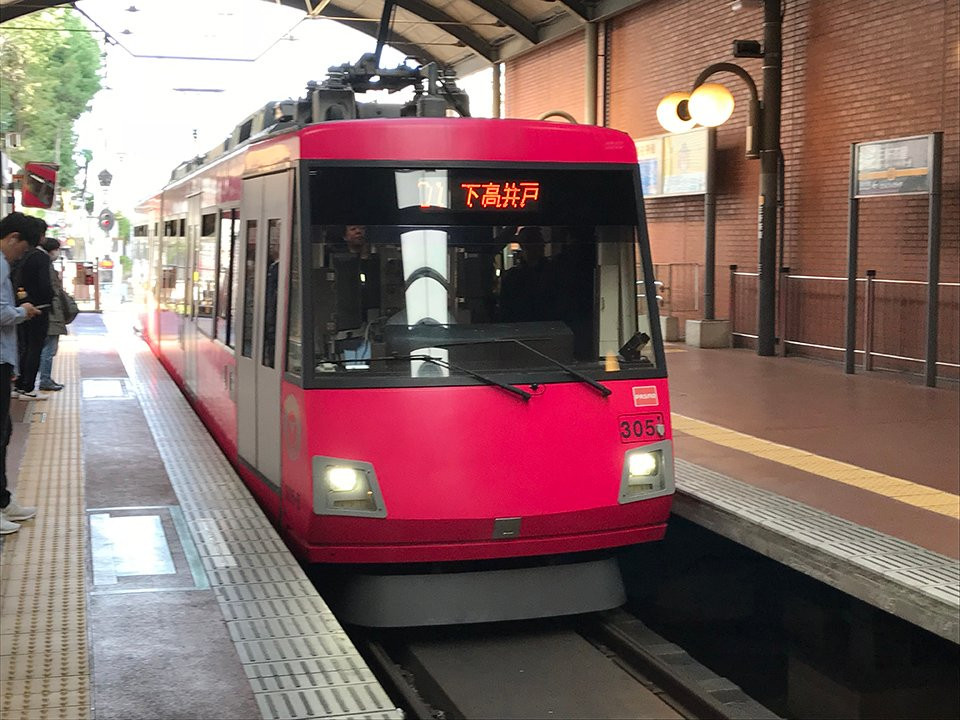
<box><xmin>354</xmin><ymin>609</ymin><xmax>778</xmax><ymax>719</ymax></box>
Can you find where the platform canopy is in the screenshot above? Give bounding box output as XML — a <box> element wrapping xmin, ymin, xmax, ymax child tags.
<box><xmin>0</xmin><ymin>0</ymin><xmax>650</xmax><ymax>75</ymax></box>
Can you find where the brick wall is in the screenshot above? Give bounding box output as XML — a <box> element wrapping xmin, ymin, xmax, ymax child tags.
<box><xmin>504</xmin><ymin>31</ymin><xmax>586</xmax><ymax>122</ymax></box>
<box><xmin>505</xmin><ymin>0</ymin><xmax>959</xmax><ymax>374</ymax></box>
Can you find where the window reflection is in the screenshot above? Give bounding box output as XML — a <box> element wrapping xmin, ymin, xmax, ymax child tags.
<box><xmin>307</xmin><ymin>166</ymin><xmax>655</xmax><ymax>384</ymax></box>
<box><xmin>240</xmin><ymin>220</ymin><xmax>257</xmax><ymax>359</ymax></box>
<box><xmin>262</xmin><ymin>219</ymin><xmax>281</xmax><ymax>368</ymax></box>
<box><xmin>310</xmin><ymin>223</ymin><xmax>653</xmax><ymax>380</ymax></box>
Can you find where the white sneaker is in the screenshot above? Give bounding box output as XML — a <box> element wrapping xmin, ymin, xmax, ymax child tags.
<box><xmin>15</xmin><ymin>390</ymin><xmax>47</xmax><ymax>401</ymax></box>
<box><xmin>0</xmin><ymin>516</ymin><xmax>20</xmax><ymax>534</ymax></box>
<box><xmin>2</xmin><ymin>498</ymin><xmax>37</xmax><ymax>522</ymax></box>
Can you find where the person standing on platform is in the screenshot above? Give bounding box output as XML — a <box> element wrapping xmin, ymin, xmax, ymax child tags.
<box><xmin>12</xmin><ymin>217</ymin><xmax>52</xmax><ymax>399</ymax></box>
<box><xmin>0</xmin><ymin>212</ymin><xmax>42</xmax><ymax>534</ymax></box>
<box><xmin>38</xmin><ymin>237</ymin><xmax>66</xmax><ymax>391</ymax></box>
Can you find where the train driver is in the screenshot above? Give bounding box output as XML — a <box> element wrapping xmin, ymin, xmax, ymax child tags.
<box><xmin>498</xmin><ymin>226</ymin><xmax>560</xmax><ymax>323</ymax></box>
<box><xmin>331</xmin><ymin>225</ymin><xmax>376</xmax><ymax>365</ymax></box>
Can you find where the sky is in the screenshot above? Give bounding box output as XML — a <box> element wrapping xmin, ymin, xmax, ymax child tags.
<box><xmin>71</xmin><ymin>0</ymin><xmax>493</xmax><ymax>213</ymax></box>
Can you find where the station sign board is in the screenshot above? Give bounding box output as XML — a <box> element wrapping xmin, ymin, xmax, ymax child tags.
<box><xmin>634</xmin><ymin>127</ymin><xmax>711</xmax><ymax>199</ymax></box>
<box><xmin>854</xmin><ymin>134</ymin><xmax>935</xmax><ymax>197</ymax></box>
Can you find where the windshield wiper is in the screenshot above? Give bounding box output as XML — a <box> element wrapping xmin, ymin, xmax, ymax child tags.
<box><xmin>435</xmin><ymin>339</ymin><xmax>612</xmax><ymax>398</ymax></box>
<box><xmin>318</xmin><ymin>354</ymin><xmax>531</xmax><ymax>401</ymax></box>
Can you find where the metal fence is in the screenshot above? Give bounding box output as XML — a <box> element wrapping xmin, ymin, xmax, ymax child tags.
<box><xmin>653</xmin><ymin>262</ymin><xmax>701</xmax><ymax>315</ymax></box>
<box><xmin>729</xmin><ymin>266</ymin><xmax>960</xmax><ymax>379</ymax></box>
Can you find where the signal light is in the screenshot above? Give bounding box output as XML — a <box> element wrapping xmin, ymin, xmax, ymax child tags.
<box><xmin>98</xmin><ymin>209</ymin><xmax>116</xmax><ymax>233</ymax></box>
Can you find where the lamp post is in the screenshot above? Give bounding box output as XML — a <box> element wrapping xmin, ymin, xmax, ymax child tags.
<box><xmin>656</xmin><ymin>0</ymin><xmax>781</xmax><ymax>356</ymax></box>
<box><xmin>97</xmin><ymin>168</ymin><xmax>112</xmax><ymax>226</ymax></box>
<box><xmin>96</xmin><ymin>169</ymin><xmax>115</xmax><ymax>262</ymax></box>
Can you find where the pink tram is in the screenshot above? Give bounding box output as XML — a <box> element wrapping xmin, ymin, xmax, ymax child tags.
<box><xmin>135</xmin><ymin>58</ymin><xmax>674</xmax><ymax>625</ymax></box>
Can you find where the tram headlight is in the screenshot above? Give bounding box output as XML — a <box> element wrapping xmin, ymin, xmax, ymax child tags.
<box><xmin>628</xmin><ymin>451</ymin><xmax>659</xmax><ymax>478</ymax></box>
<box><xmin>326</xmin><ymin>466</ymin><xmax>361</xmax><ymax>493</ymax></box>
<box><xmin>620</xmin><ymin>441</ymin><xmax>674</xmax><ymax>503</ymax></box>
<box><xmin>313</xmin><ymin>456</ymin><xmax>387</xmax><ymax>517</ymax></box>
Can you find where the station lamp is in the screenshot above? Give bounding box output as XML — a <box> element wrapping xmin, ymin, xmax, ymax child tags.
<box><xmin>656</xmin><ymin>62</ymin><xmax>759</xmax><ymax>158</ymax></box>
<box><xmin>653</xmin><ymin>0</ymin><xmax>783</xmax><ymax>360</ymax></box>
<box><xmin>655</xmin><ymin>92</ymin><xmax>696</xmax><ymax>134</ymax></box>
<box><xmin>687</xmin><ymin>83</ymin><xmax>736</xmax><ymax>127</ymax></box>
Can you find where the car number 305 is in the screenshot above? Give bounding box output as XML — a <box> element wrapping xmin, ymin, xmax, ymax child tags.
<box><xmin>618</xmin><ymin>412</ymin><xmax>666</xmax><ymax>443</ymax></box>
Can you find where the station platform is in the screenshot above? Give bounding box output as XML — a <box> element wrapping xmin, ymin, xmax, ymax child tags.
<box><xmin>0</xmin><ymin>312</ymin><xmax>402</xmax><ymax>720</ymax></box>
<box><xmin>665</xmin><ymin>343</ymin><xmax>959</xmax><ymax>643</ymax></box>
<box><xmin>2</xmin><ymin>313</ymin><xmax>957</xmax><ymax>718</ymax></box>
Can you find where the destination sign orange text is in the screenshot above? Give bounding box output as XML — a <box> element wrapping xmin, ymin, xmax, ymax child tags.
<box><xmin>460</xmin><ymin>181</ymin><xmax>540</xmax><ymax>209</ymax></box>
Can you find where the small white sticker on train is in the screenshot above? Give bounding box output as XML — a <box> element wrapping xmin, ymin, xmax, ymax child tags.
<box><xmin>632</xmin><ymin>386</ymin><xmax>659</xmax><ymax>407</ymax></box>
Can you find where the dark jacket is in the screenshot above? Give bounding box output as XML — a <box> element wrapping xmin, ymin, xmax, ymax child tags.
<box><xmin>12</xmin><ymin>247</ymin><xmax>54</xmax><ymax>308</ymax></box>
<box><xmin>47</xmin><ymin>261</ymin><xmax>67</xmax><ymax>335</ymax></box>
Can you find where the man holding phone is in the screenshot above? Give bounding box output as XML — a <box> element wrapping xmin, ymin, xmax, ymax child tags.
<box><xmin>1</xmin><ymin>212</ymin><xmax>42</xmax><ymax>533</ymax></box>
<box><xmin>12</xmin><ymin>217</ymin><xmax>53</xmax><ymax>399</ymax></box>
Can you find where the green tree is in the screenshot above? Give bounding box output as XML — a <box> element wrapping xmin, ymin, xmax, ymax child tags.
<box><xmin>115</xmin><ymin>210</ymin><xmax>130</xmax><ymax>241</ymax></box>
<box><xmin>0</xmin><ymin>8</ymin><xmax>102</xmax><ymax>189</ymax></box>
<box><xmin>76</xmin><ymin>147</ymin><xmax>94</xmax><ymax>213</ymax></box>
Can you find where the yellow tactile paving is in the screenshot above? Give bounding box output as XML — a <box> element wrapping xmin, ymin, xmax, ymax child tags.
<box><xmin>0</xmin><ymin>338</ymin><xmax>91</xmax><ymax>720</ymax></box>
<box><xmin>672</xmin><ymin>413</ymin><xmax>960</xmax><ymax>519</ymax></box>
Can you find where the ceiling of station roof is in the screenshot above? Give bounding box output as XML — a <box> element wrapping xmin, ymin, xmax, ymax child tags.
<box><xmin>0</xmin><ymin>0</ymin><xmax>650</xmax><ymax>74</ymax></box>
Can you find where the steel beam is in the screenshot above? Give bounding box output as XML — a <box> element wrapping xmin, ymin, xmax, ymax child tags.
<box><xmin>556</xmin><ymin>0</ymin><xmax>592</xmax><ymax>20</ymax></box>
<box><xmin>394</xmin><ymin>0</ymin><xmax>497</xmax><ymax>61</ymax></box>
<box><xmin>467</xmin><ymin>0</ymin><xmax>539</xmax><ymax>44</ymax></box>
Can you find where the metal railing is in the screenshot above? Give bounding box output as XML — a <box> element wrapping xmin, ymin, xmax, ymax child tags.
<box><xmin>729</xmin><ymin>265</ymin><xmax>960</xmax><ymax>377</ymax></box>
<box><xmin>653</xmin><ymin>263</ymin><xmax>701</xmax><ymax>314</ymax></box>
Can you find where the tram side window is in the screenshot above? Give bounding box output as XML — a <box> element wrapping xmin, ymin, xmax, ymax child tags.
<box><xmin>240</xmin><ymin>220</ymin><xmax>257</xmax><ymax>358</ymax></box>
<box><xmin>148</xmin><ymin>227</ymin><xmax>160</xmax><ymax>306</ymax></box>
<box><xmin>150</xmin><ymin>224</ymin><xmax>161</xmax><ymax>307</ymax></box>
<box><xmin>195</xmin><ymin>213</ymin><xmax>217</xmax><ymax>337</ymax></box>
<box><xmin>262</xmin><ymin>219</ymin><xmax>281</xmax><ymax>368</ymax></box>
<box><xmin>216</xmin><ymin>210</ymin><xmax>236</xmax><ymax>346</ymax></box>
<box><xmin>176</xmin><ymin>220</ymin><xmax>188</xmax><ymax>317</ymax></box>
<box><xmin>286</xmin><ymin>215</ymin><xmax>302</xmax><ymax>375</ymax></box>
<box><xmin>132</xmin><ymin>225</ymin><xmax>148</xmax><ymax>305</ymax></box>
<box><xmin>229</xmin><ymin>217</ymin><xmax>242</xmax><ymax>349</ymax></box>
<box><xmin>160</xmin><ymin>219</ymin><xmax>186</xmax><ymax>313</ymax></box>
<box><xmin>634</xmin><ymin>243</ymin><xmax>655</xmax><ymax>357</ymax></box>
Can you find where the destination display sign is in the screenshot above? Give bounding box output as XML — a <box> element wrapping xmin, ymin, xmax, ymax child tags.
<box><xmin>310</xmin><ymin>166</ymin><xmax>637</xmax><ymax>225</ymax></box>
<box><xmin>458</xmin><ymin>180</ymin><xmax>540</xmax><ymax>210</ymax></box>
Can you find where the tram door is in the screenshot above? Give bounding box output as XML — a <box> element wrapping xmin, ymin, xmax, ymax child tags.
<box><xmin>184</xmin><ymin>193</ymin><xmax>201</xmax><ymax>395</ymax></box>
<box><xmin>236</xmin><ymin>172</ymin><xmax>292</xmax><ymax>487</ymax></box>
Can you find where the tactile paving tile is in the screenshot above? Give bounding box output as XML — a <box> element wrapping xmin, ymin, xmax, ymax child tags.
<box><xmin>202</xmin><ymin>551</ymin><xmax>302</xmax><ymax>571</ymax></box>
<box><xmin>675</xmin><ymin>457</ymin><xmax>960</xmax><ymax>642</ymax></box>
<box><xmin>207</xmin><ymin>566</ymin><xmax>310</xmax><ymax>587</ymax></box>
<box><xmin>228</xmin><ymin>615</ymin><xmax>343</xmax><ymax>642</ymax></box>
<box><xmin>219</xmin><ymin>597</ymin><xmax>337</xmax><ymax>622</ymax></box>
<box><xmin>0</xmin><ymin>339</ymin><xmax>92</xmax><ymax>720</ymax></box>
<box><xmin>244</xmin><ymin>656</ymin><xmax>379</xmax><ymax>692</ymax></box>
<box><xmin>235</xmin><ymin>634</ymin><xmax>358</xmax><ymax>664</ymax></box>
<box><xmin>255</xmin><ymin>684</ymin><xmax>398</xmax><ymax>720</ymax></box>
<box><xmin>106</xmin><ymin>317</ymin><xmax>402</xmax><ymax>719</ymax></box>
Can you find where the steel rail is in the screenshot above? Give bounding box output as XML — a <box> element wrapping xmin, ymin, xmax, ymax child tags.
<box><xmin>584</xmin><ymin>609</ymin><xmax>780</xmax><ymax>720</ymax></box>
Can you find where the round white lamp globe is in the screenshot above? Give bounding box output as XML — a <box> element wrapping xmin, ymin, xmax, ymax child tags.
<box><xmin>688</xmin><ymin>83</ymin><xmax>735</xmax><ymax>127</ymax></box>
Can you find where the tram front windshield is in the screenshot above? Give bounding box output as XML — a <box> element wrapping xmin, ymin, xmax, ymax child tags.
<box><xmin>306</xmin><ymin>166</ymin><xmax>659</xmax><ymax>385</ymax></box>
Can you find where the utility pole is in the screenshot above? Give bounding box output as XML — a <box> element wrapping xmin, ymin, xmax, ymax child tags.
<box><xmin>756</xmin><ymin>0</ymin><xmax>782</xmax><ymax>356</ymax></box>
